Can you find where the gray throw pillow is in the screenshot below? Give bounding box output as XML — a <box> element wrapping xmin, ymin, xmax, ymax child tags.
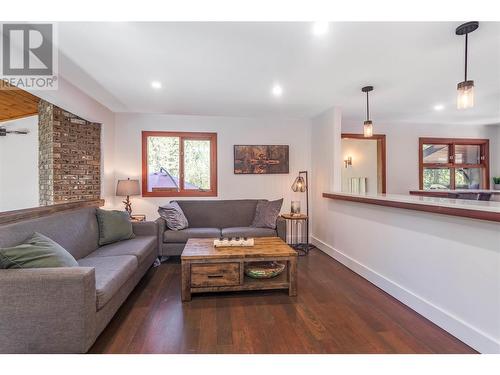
<box><xmin>0</xmin><ymin>232</ymin><xmax>78</xmax><ymax>269</ymax></box>
<box><xmin>96</xmin><ymin>208</ymin><xmax>135</xmax><ymax>246</ymax></box>
<box><xmin>158</xmin><ymin>201</ymin><xmax>189</xmax><ymax>230</ymax></box>
<box><xmin>251</xmin><ymin>198</ymin><xmax>283</xmax><ymax>229</ymax></box>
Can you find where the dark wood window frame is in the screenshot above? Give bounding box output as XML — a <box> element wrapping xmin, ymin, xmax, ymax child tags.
<box><xmin>142</xmin><ymin>131</ymin><xmax>218</xmax><ymax>197</ymax></box>
<box><xmin>341</xmin><ymin>133</ymin><xmax>387</xmax><ymax>194</ymax></box>
<box><xmin>419</xmin><ymin>137</ymin><xmax>489</xmax><ymax>190</ymax></box>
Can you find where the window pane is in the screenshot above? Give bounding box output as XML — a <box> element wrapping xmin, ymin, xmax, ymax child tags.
<box><xmin>455</xmin><ymin>144</ymin><xmax>480</xmax><ymax>164</ymax></box>
<box><xmin>422</xmin><ymin>144</ymin><xmax>449</xmax><ymax>164</ymax></box>
<box><xmin>455</xmin><ymin>168</ymin><xmax>482</xmax><ymax>189</ymax></box>
<box><xmin>184</xmin><ymin>139</ymin><xmax>211</xmax><ymax>190</ymax></box>
<box><xmin>147</xmin><ymin>136</ymin><xmax>180</xmax><ymax>192</ymax></box>
<box><xmin>423</xmin><ymin>168</ymin><xmax>451</xmax><ymax>190</ymax></box>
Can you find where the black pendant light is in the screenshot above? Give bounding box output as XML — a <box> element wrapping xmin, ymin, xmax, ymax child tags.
<box><xmin>456</xmin><ymin>21</ymin><xmax>479</xmax><ymax>109</ymax></box>
<box><xmin>362</xmin><ymin>86</ymin><xmax>374</xmax><ymax>137</ymax></box>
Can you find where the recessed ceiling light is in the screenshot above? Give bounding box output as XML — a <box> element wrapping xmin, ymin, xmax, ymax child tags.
<box><xmin>271</xmin><ymin>84</ymin><xmax>283</xmax><ymax>97</ymax></box>
<box><xmin>434</xmin><ymin>104</ymin><xmax>445</xmax><ymax>111</ymax></box>
<box><xmin>151</xmin><ymin>81</ymin><xmax>162</xmax><ymax>89</ymax></box>
<box><xmin>312</xmin><ymin>22</ymin><xmax>329</xmax><ymax>36</ymax></box>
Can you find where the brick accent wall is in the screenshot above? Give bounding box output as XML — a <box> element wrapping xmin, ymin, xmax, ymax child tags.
<box><xmin>38</xmin><ymin>100</ymin><xmax>101</xmax><ymax>206</ymax></box>
<box><xmin>38</xmin><ymin>100</ymin><xmax>54</xmax><ymax>206</ymax></box>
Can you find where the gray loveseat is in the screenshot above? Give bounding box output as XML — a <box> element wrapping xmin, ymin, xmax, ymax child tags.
<box><xmin>156</xmin><ymin>199</ymin><xmax>286</xmax><ymax>256</ymax></box>
<box><xmin>0</xmin><ymin>207</ymin><xmax>158</xmax><ymax>353</ymax></box>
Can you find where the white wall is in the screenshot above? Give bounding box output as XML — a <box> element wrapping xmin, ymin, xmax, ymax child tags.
<box><xmin>312</xmin><ymin>115</ymin><xmax>500</xmax><ymax>353</ymax></box>
<box><xmin>486</xmin><ymin>124</ymin><xmax>500</xmax><ymax>179</ymax></box>
<box><xmin>310</xmin><ymin>107</ymin><xmax>342</xmax><ymax>239</ymax></box>
<box><xmin>341</xmin><ymin>138</ymin><xmax>378</xmax><ymax>193</ymax></box>
<box><xmin>113</xmin><ymin>113</ymin><xmax>311</xmax><ymax>219</ymax></box>
<box><xmin>341</xmin><ymin>122</ymin><xmax>499</xmax><ymax>194</ymax></box>
<box><xmin>0</xmin><ymin>116</ymin><xmax>39</xmax><ymax>211</ymax></box>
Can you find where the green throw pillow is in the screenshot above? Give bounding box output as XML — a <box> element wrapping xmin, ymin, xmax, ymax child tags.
<box><xmin>0</xmin><ymin>232</ymin><xmax>78</xmax><ymax>269</ymax></box>
<box><xmin>96</xmin><ymin>208</ymin><xmax>135</xmax><ymax>246</ymax></box>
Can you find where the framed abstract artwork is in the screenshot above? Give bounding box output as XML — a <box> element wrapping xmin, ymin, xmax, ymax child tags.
<box><xmin>234</xmin><ymin>145</ymin><xmax>289</xmax><ymax>174</ymax></box>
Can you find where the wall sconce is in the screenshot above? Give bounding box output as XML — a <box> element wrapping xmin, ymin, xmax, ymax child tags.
<box><xmin>344</xmin><ymin>156</ymin><xmax>353</xmax><ymax>168</ymax></box>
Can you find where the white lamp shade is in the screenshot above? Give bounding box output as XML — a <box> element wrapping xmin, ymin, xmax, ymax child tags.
<box><xmin>116</xmin><ymin>179</ymin><xmax>140</xmax><ymax>196</ymax></box>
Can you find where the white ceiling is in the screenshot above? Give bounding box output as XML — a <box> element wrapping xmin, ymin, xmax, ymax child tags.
<box><xmin>56</xmin><ymin>22</ymin><xmax>500</xmax><ymax>125</ymax></box>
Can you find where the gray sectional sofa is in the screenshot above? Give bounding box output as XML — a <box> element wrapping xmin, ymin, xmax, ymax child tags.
<box><xmin>0</xmin><ymin>207</ymin><xmax>158</xmax><ymax>353</ymax></box>
<box><xmin>157</xmin><ymin>199</ymin><xmax>286</xmax><ymax>256</ymax></box>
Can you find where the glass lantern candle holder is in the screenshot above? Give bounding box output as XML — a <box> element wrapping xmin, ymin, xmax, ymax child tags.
<box><xmin>291</xmin><ymin>201</ymin><xmax>301</xmax><ymax>216</ymax></box>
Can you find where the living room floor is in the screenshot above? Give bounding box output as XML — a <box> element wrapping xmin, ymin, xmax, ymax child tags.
<box><xmin>90</xmin><ymin>249</ymin><xmax>476</xmax><ymax>354</ymax></box>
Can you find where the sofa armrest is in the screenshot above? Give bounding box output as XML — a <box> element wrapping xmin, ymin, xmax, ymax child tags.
<box><xmin>132</xmin><ymin>221</ymin><xmax>158</xmax><ymax>237</ymax></box>
<box><xmin>0</xmin><ymin>267</ymin><xmax>96</xmax><ymax>353</ymax></box>
<box><xmin>155</xmin><ymin>217</ymin><xmax>166</xmax><ymax>255</ymax></box>
<box><xmin>154</xmin><ymin>217</ymin><xmax>166</xmax><ymax>234</ymax></box>
<box><xmin>276</xmin><ymin>216</ymin><xmax>286</xmax><ymax>242</ymax></box>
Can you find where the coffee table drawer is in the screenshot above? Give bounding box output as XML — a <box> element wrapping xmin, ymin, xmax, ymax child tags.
<box><xmin>191</xmin><ymin>263</ymin><xmax>240</xmax><ymax>287</ymax></box>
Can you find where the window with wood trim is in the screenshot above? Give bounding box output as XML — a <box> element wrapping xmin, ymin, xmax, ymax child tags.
<box><xmin>419</xmin><ymin>137</ymin><xmax>489</xmax><ymax>190</ymax></box>
<box><xmin>142</xmin><ymin>131</ymin><xmax>217</xmax><ymax>197</ymax></box>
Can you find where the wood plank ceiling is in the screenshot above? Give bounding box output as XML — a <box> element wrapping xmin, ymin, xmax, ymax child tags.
<box><xmin>0</xmin><ymin>81</ymin><xmax>40</xmax><ymax>122</ymax></box>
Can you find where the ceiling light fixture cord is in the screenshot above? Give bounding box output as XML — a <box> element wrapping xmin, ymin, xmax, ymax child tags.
<box><xmin>464</xmin><ymin>33</ymin><xmax>468</xmax><ymax>82</ymax></box>
<box><xmin>366</xmin><ymin>91</ymin><xmax>370</xmax><ymax>121</ymax></box>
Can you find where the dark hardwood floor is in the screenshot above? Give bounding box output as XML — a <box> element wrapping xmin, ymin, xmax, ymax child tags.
<box><xmin>90</xmin><ymin>249</ymin><xmax>476</xmax><ymax>354</ymax></box>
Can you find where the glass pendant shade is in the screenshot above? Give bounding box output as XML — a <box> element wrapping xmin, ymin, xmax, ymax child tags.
<box><xmin>363</xmin><ymin>120</ymin><xmax>373</xmax><ymax>137</ymax></box>
<box><xmin>291</xmin><ymin>176</ymin><xmax>306</xmax><ymax>192</ymax></box>
<box><xmin>361</xmin><ymin>86</ymin><xmax>374</xmax><ymax>137</ymax></box>
<box><xmin>457</xmin><ymin>80</ymin><xmax>474</xmax><ymax>109</ymax></box>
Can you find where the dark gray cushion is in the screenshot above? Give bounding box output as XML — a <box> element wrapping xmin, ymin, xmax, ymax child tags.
<box><xmin>0</xmin><ymin>232</ymin><xmax>78</xmax><ymax>269</ymax></box>
<box><xmin>174</xmin><ymin>200</ymin><xmax>264</xmax><ymax>228</ymax></box>
<box><xmin>158</xmin><ymin>202</ymin><xmax>188</xmax><ymax>230</ymax></box>
<box><xmin>163</xmin><ymin>227</ymin><xmax>221</xmax><ymax>243</ymax></box>
<box><xmin>78</xmin><ymin>255</ymin><xmax>138</xmax><ymax>310</ymax></box>
<box><xmin>0</xmin><ymin>207</ymin><xmax>99</xmax><ymax>260</ymax></box>
<box><xmin>96</xmin><ymin>209</ymin><xmax>135</xmax><ymax>246</ymax></box>
<box><xmin>86</xmin><ymin>236</ymin><xmax>156</xmax><ymax>264</ymax></box>
<box><xmin>251</xmin><ymin>198</ymin><xmax>283</xmax><ymax>229</ymax></box>
<box><xmin>222</xmin><ymin>227</ymin><xmax>277</xmax><ymax>238</ymax></box>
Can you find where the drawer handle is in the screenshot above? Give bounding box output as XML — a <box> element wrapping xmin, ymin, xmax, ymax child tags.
<box><xmin>207</xmin><ymin>274</ymin><xmax>224</xmax><ymax>278</ymax></box>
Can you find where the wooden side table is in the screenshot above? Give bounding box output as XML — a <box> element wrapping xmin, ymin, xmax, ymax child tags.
<box><xmin>280</xmin><ymin>214</ymin><xmax>312</xmax><ymax>255</ymax></box>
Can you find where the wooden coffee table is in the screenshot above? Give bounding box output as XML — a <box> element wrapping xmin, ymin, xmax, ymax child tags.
<box><xmin>181</xmin><ymin>237</ymin><xmax>298</xmax><ymax>301</ymax></box>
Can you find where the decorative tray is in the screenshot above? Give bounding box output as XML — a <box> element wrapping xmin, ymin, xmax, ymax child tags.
<box><xmin>214</xmin><ymin>237</ymin><xmax>254</xmax><ymax>247</ymax></box>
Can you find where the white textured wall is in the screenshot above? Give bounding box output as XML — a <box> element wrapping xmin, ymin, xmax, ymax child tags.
<box><xmin>312</xmin><ymin>115</ymin><xmax>500</xmax><ymax>353</ymax></box>
<box><xmin>112</xmin><ymin>113</ymin><xmax>311</xmax><ymax>219</ymax></box>
<box><xmin>341</xmin><ymin>121</ymin><xmax>499</xmax><ymax>194</ymax></box>
<box><xmin>0</xmin><ymin>116</ymin><xmax>39</xmax><ymax>211</ymax></box>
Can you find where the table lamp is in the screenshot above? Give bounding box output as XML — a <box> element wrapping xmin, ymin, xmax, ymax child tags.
<box><xmin>116</xmin><ymin>178</ymin><xmax>140</xmax><ymax>215</ymax></box>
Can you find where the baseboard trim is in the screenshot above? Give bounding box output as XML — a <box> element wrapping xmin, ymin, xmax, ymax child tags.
<box><xmin>311</xmin><ymin>236</ymin><xmax>500</xmax><ymax>354</ymax></box>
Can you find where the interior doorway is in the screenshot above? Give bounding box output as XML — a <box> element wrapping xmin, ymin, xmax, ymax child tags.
<box><xmin>341</xmin><ymin>133</ymin><xmax>387</xmax><ymax>194</ymax></box>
